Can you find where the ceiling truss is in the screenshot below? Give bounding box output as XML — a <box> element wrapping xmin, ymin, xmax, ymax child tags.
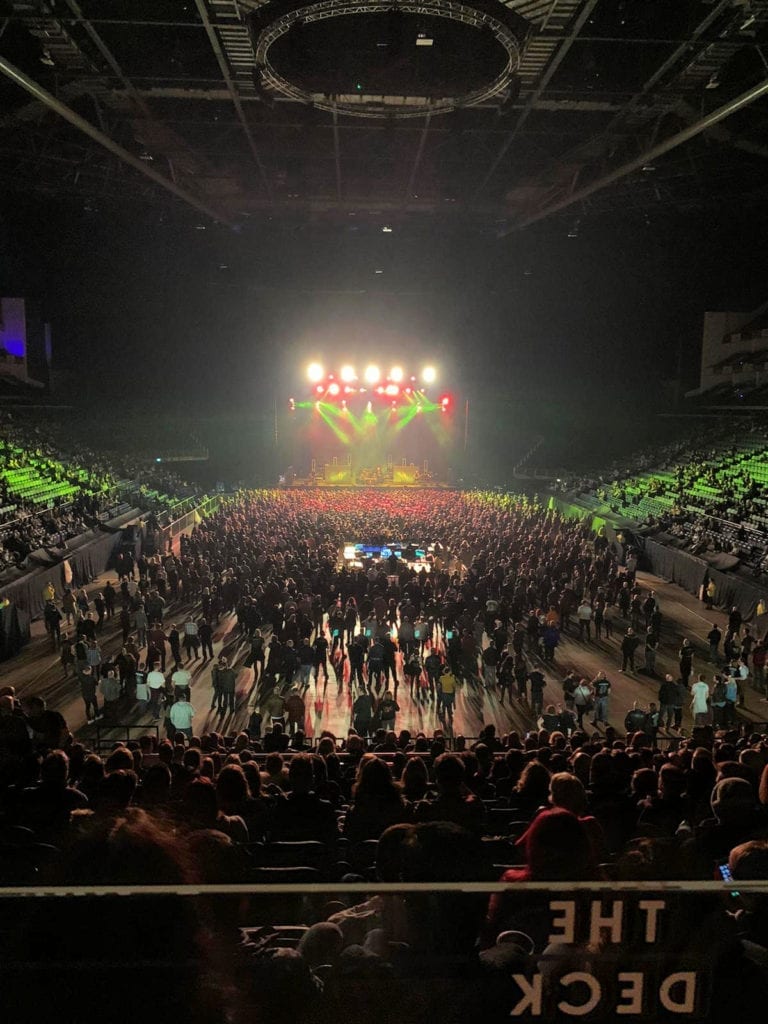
<box><xmin>1</xmin><ymin>0</ymin><xmax>767</xmax><ymax>228</ymax></box>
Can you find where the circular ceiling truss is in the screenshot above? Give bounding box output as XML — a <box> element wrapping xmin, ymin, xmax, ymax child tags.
<box><xmin>253</xmin><ymin>0</ymin><xmax>520</xmax><ymax>119</ymax></box>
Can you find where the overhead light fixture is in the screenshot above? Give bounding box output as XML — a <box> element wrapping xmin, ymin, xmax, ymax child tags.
<box><xmin>705</xmin><ymin>72</ymin><xmax>720</xmax><ymax>90</ymax></box>
<box><xmin>374</xmin><ymin>269</ymin><xmax>384</xmax><ymax>274</ymax></box>
<box><xmin>390</xmin><ymin>366</ymin><xmax>404</xmax><ymax>382</ymax></box>
<box><xmin>416</xmin><ymin>36</ymin><xmax>434</xmax><ymax>46</ymax></box>
<box><xmin>307</xmin><ymin>362</ymin><xmax>324</xmax><ymax>382</ymax></box>
<box><xmin>382</xmin><ymin>226</ymin><xmax>393</xmax><ymax>233</ymax></box>
<box><xmin>340</xmin><ymin>364</ymin><xmax>356</xmax><ymax>382</ymax></box>
<box><xmin>422</xmin><ymin>365</ymin><xmax>436</xmax><ymax>384</ymax></box>
<box><xmin>364</xmin><ymin>365</ymin><xmax>381</xmax><ymax>384</ymax></box>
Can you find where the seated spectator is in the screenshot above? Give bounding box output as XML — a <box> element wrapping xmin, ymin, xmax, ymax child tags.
<box><xmin>506</xmin><ymin>760</ymin><xmax>551</xmax><ymax>820</ymax></box>
<box><xmin>343</xmin><ymin>754</ymin><xmax>410</xmax><ymax>843</ymax></box>
<box><xmin>182</xmin><ymin>776</ymin><xmax>248</xmax><ymax>844</ymax></box>
<box><xmin>270</xmin><ymin>753</ymin><xmax>337</xmax><ymax>846</ymax></box>
<box><xmin>696</xmin><ymin>777</ymin><xmax>768</xmax><ymax>865</ymax></box>
<box><xmin>261</xmin><ymin>752</ymin><xmax>289</xmax><ymax>791</ymax></box>
<box><xmin>216</xmin><ymin>762</ymin><xmax>270</xmax><ymax>840</ymax></box>
<box><xmin>16</xmin><ymin>749</ymin><xmax>88</xmax><ymax>843</ymax></box>
<box><xmin>413</xmin><ymin>753</ymin><xmax>485</xmax><ymax>833</ymax></box>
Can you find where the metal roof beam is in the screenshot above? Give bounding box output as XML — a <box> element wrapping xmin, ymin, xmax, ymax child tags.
<box><xmin>332</xmin><ymin>105</ymin><xmax>342</xmax><ymax>201</ymax></box>
<box><xmin>193</xmin><ymin>0</ymin><xmax>272</xmax><ymax>200</ymax></box>
<box><xmin>60</xmin><ymin>0</ymin><xmax>153</xmax><ymax>118</ymax></box>
<box><xmin>504</xmin><ymin>75</ymin><xmax>768</xmax><ymax>233</ymax></box>
<box><xmin>472</xmin><ymin>0</ymin><xmax>599</xmax><ymax>201</ymax></box>
<box><xmin>0</xmin><ymin>55</ymin><xmax>237</xmax><ymax>227</ymax></box>
<box><xmin>405</xmin><ymin>113</ymin><xmax>431</xmax><ymax>201</ymax></box>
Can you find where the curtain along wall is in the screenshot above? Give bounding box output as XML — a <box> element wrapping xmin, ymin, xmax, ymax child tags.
<box><xmin>548</xmin><ymin>495</ymin><xmax>764</xmax><ymax>621</ymax></box>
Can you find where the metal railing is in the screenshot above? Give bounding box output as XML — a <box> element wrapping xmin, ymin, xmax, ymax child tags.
<box><xmin>93</xmin><ymin>722</ymin><xmax>159</xmax><ymax>752</ymax></box>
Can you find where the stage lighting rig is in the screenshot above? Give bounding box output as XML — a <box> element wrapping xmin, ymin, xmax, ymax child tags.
<box><xmin>422</xmin><ymin>365</ymin><xmax>436</xmax><ymax>384</ymax></box>
<box><xmin>307</xmin><ymin>362</ymin><xmax>324</xmax><ymax>382</ymax></box>
<box><xmin>340</xmin><ymin>365</ymin><xmax>356</xmax><ymax>382</ymax></box>
<box><xmin>364</xmin><ymin>364</ymin><xmax>381</xmax><ymax>384</ymax></box>
<box><xmin>390</xmin><ymin>366</ymin><xmax>404</xmax><ymax>382</ymax></box>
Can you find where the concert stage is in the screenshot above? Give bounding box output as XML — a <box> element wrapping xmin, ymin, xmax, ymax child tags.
<box><xmin>283</xmin><ymin>463</ymin><xmax>449</xmax><ymax>488</ymax></box>
<box><xmin>280</xmin><ymin>360</ymin><xmax>461</xmax><ymax>489</ymax></box>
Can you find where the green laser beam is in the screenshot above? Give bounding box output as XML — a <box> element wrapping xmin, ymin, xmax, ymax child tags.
<box><xmin>316</xmin><ymin>403</ymin><xmax>351</xmax><ymax>444</ymax></box>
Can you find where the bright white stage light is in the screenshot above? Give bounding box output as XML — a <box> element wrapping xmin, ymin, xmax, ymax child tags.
<box><xmin>307</xmin><ymin>362</ymin><xmax>324</xmax><ymax>382</ymax></box>
<box><xmin>328</xmin><ymin>382</ymin><xmax>340</xmax><ymax>396</ymax></box>
<box><xmin>340</xmin><ymin>364</ymin><xmax>355</xmax><ymax>382</ymax></box>
<box><xmin>364</xmin><ymin>364</ymin><xmax>380</xmax><ymax>384</ymax></box>
<box><xmin>390</xmin><ymin>365</ymin><xmax>404</xmax><ymax>382</ymax></box>
<box><xmin>422</xmin><ymin>365</ymin><xmax>436</xmax><ymax>384</ymax></box>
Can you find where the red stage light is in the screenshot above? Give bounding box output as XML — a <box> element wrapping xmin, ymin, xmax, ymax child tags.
<box><xmin>288</xmin><ymin>398</ymin><xmax>295</xmax><ymax>411</ymax></box>
<box><xmin>315</xmin><ymin>384</ymin><xmax>324</xmax><ymax>394</ymax></box>
<box><xmin>440</xmin><ymin>394</ymin><xmax>450</xmax><ymax>407</ymax></box>
<box><xmin>343</xmin><ymin>385</ymin><xmax>355</xmax><ymax>394</ymax></box>
<box><xmin>328</xmin><ymin>382</ymin><xmax>340</xmax><ymax>396</ymax></box>
<box><xmin>405</xmin><ymin>387</ymin><xmax>412</xmax><ymax>394</ymax></box>
<box><xmin>376</xmin><ymin>385</ymin><xmax>385</xmax><ymax>395</ymax></box>
<box><xmin>385</xmin><ymin>383</ymin><xmax>399</xmax><ymax>396</ymax></box>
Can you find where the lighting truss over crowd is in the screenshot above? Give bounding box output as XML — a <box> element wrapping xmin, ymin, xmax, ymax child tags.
<box><xmin>292</xmin><ymin>362</ymin><xmax>450</xmax><ymax>414</ymax></box>
<box><xmin>305</xmin><ymin>362</ymin><xmax>438</xmax><ymax>387</ymax></box>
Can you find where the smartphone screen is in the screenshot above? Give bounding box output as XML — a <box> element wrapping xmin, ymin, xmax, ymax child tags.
<box><xmin>446</xmin><ymin>630</ymin><xmax>454</xmax><ymax>640</ymax></box>
<box><xmin>332</xmin><ymin>629</ymin><xmax>340</xmax><ymax>638</ymax></box>
<box><xmin>718</xmin><ymin>862</ymin><xmax>739</xmax><ymax>896</ymax></box>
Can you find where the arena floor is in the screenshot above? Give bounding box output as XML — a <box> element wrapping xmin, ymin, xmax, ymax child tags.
<box><xmin>5</xmin><ymin>568</ymin><xmax>768</xmax><ymax>747</ymax></box>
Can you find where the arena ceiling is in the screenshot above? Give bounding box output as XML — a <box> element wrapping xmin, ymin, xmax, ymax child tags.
<box><xmin>1</xmin><ymin>0</ymin><xmax>768</xmax><ymax>232</ymax></box>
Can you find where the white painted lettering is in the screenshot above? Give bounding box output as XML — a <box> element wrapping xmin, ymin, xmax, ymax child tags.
<box><xmin>617</xmin><ymin>972</ymin><xmax>644</xmax><ymax>1015</ymax></box>
<box><xmin>659</xmin><ymin>972</ymin><xmax>697</xmax><ymax>1014</ymax></box>
<box><xmin>589</xmin><ymin>900</ymin><xmax>624</xmax><ymax>945</ymax></box>
<box><xmin>509</xmin><ymin>974</ymin><xmax>543</xmax><ymax>1016</ymax></box>
<box><xmin>638</xmin><ymin>900</ymin><xmax>665</xmax><ymax>943</ymax></box>
<box><xmin>548</xmin><ymin>901</ymin><xmax>576</xmax><ymax>945</ymax></box>
<box><xmin>557</xmin><ymin>972</ymin><xmax>602</xmax><ymax>1017</ymax></box>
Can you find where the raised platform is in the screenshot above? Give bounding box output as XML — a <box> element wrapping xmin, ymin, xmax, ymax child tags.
<box><xmin>286</xmin><ymin>480</ymin><xmax>448</xmax><ymax>488</ymax></box>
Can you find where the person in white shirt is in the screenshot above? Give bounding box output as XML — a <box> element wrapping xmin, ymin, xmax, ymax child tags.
<box><xmin>577</xmin><ymin>600</ymin><xmax>593</xmax><ymax>642</ymax></box>
<box><xmin>147</xmin><ymin>663</ymin><xmax>166</xmax><ymax>720</ymax></box>
<box><xmin>183</xmin><ymin>617</ymin><xmax>200</xmax><ymax>662</ymax></box>
<box><xmin>690</xmin><ymin>674</ymin><xmax>710</xmax><ymax>727</ymax></box>
<box><xmin>169</xmin><ymin>698</ymin><xmax>195</xmax><ymax>738</ymax></box>
<box><xmin>171</xmin><ymin>666</ymin><xmax>192</xmax><ymax>695</ymax></box>
<box><xmin>135</xmin><ymin>668</ymin><xmax>149</xmax><ymax>712</ymax></box>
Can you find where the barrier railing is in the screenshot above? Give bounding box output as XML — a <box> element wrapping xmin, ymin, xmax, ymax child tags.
<box><xmin>0</xmin><ymin>881</ymin><xmax>763</xmax><ymax>1022</ymax></box>
<box><xmin>93</xmin><ymin>722</ymin><xmax>159</xmax><ymax>751</ymax></box>
<box><xmin>158</xmin><ymin>493</ymin><xmax>227</xmax><ymax>551</ymax></box>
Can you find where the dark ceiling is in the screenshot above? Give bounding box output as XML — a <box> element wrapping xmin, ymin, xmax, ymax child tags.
<box><xmin>1</xmin><ymin>0</ymin><xmax>768</xmax><ymax>232</ymax></box>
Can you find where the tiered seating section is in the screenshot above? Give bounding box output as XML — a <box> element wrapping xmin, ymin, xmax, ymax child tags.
<box><xmin>0</xmin><ymin>411</ymin><xmax>205</xmax><ymax>568</ymax></box>
<box><xmin>560</xmin><ymin>418</ymin><xmax>768</xmax><ymax>571</ymax></box>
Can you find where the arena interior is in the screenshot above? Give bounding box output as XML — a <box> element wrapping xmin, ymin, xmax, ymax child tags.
<box><xmin>3</xmin><ymin>2</ymin><xmax>768</xmax><ymax>1021</ymax></box>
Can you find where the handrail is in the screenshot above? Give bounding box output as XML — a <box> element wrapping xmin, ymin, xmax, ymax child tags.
<box><xmin>93</xmin><ymin>722</ymin><xmax>159</xmax><ymax>751</ymax></box>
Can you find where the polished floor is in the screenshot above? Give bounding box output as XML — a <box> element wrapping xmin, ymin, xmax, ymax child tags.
<box><xmin>5</xmin><ymin>569</ymin><xmax>767</xmax><ymax>746</ymax></box>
